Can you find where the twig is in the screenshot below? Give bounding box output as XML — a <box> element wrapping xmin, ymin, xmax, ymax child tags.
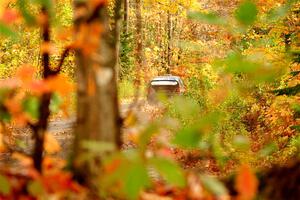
<box><xmin>52</xmin><ymin>47</ymin><xmax>71</xmax><ymax>75</ymax></box>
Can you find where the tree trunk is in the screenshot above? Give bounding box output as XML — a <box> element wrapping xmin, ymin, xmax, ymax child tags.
<box><xmin>32</xmin><ymin>7</ymin><xmax>52</xmax><ymax>172</ymax></box>
<box><xmin>124</xmin><ymin>0</ymin><xmax>129</xmax><ymax>34</ymax></box>
<box><xmin>72</xmin><ymin>1</ymin><xmax>122</xmax><ymax>186</ymax></box>
<box><xmin>135</xmin><ymin>0</ymin><xmax>143</xmax><ymax>70</ymax></box>
<box><xmin>166</xmin><ymin>10</ymin><xmax>172</xmax><ymax>74</ymax></box>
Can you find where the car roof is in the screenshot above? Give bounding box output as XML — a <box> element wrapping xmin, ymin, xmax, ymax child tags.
<box><xmin>151</xmin><ymin>75</ymin><xmax>182</xmax><ymax>82</ymax></box>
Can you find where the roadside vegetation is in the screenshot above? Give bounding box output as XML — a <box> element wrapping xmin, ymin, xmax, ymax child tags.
<box><xmin>0</xmin><ymin>0</ymin><xmax>299</xmax><ymax>199</ymax></box>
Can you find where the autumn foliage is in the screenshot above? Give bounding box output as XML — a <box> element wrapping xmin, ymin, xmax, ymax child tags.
<box><xmin>0</xmin><ymin>0</ymin><xmax>299</xmax><ymax>200</ymax></box>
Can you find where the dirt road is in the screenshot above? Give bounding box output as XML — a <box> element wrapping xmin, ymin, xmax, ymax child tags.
<box><xmin>0</xmin><ymin>102</ymin><xmax>144</xmax><ymax>164</ymax></box>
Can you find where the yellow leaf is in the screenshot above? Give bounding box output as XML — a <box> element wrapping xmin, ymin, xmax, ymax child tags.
<box><xmin>124</xmin><ymin>112</ymin><xmax>138</xmax><ymax>127</ymax></box>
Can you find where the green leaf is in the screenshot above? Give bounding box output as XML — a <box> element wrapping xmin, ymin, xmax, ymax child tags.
<box><xmin>22</xmin><ymin>96</ymin><xmax>40</xmax><ymax>120</ymax></box>
<box><xmin>123</xmin><ymin>162</ymin><xmax>151</xmax><ymax>200</ymax></box>
<box><xmin>273</xmin><ymin>84</ymin><xmax>300</xmax><ymax>96</ymax></box>
<box><xmin>150</xmin><ymin>157</ymin><xmax>185</xmax><ymax>187</ymax></box>
<box><xmin>233</xmin><ymin>135</ymin><xmax>250</xmax><ymax>151</ymax></box>
<box><xmin>200</xmin><ymin>175</ymin><xmax>227</xmax><ymax>196</ymax></box>
<box><xmin>291</xmin><ymin>125</ymin><xmax>300</xmax><ymax>132</ymax></box>
<box><xmin>171</xmin><ymin>96</ymin><xmax>200</xmax><ymax>119</ymax></box>
<box><xmin>0</xmin><ymin>23</ymin><xmax>17</xmax><ymax>38</ymax></box>
<box><xmin>34</xmin><ymin>0</ymin><xmax>54</xmax><ymax>15</ymax></box>
<box><xmin>81</xmin><ymin>140</ymin><xmax>116</xmax><ymax>153</ymax></box>
<box><xmin>265</xmin><ymin>0</ymin><xmax>298</xmax><ymax>23</ymax></box>
<box><xmin>50</xmin><ymin>93</ymin><xmax>62</xmax><ymax>113</ymax></box>
<box><xmin>17</xmin><ymin>0</ymin><xmax>36</xmax><ymax>25</ymax></box>
<box><xmin>224</xmin><ymin>52</ymin><xmax>258</xmax><ymax>73</ymax></box>
<box><xmin>0</xmin><ymin>174</ymin><xmax>11</xmax><ymax>195</ymax></box>
<box><xmin>259</xmin><ymin>143</ymin><xmax>278</xmax><ymax>157</ymax></box>
<box><xmin>292</xmin><ymin>103</ymin><xmax>300</xmax><ymax>115</ymax></box>
<box><xmin>35</xmin><ymin>0</ymin><xmax>52</xmax><ymax>9</ymax></box>
<box><xmin>138</xmin><ymin>124</ymin><xmax>158</xmax><ymax>153</ymax></box>
<box><xmin>198</xmin><ymin>111</ymin><xmax>222</xmax><ymax>129</ymax></box>
<box><xmin>235</xmin><ymin>0</ymin><xmax>258</xmax><ymax>26</ymax></box>
<box><xmin>188</xmin><ymin>11</ymin><xmax>226</xmax><ymax>25</ymax></box>
<box><xmin>27</xmin><ymin>180</ymin><xmax>44</xmax><ymax>197</ymax></box>
<box><xmin>266</xmin><ymin>5</ymin><xmax>289</xmax><ymax>22</ymax></box>
<box><xmin>290</xmin><ymin>70</ymin><xmax>300</xmax><ymax>77</ymax></box>
<box><xmin>0</xmin><ymin>110</ymin><xmax>11</xmax><ymax>123</ymax></box>
<box><xmin>173</xmin><ymin>127</ymin><xmax>201</xmax><ymax>149</ymax></box>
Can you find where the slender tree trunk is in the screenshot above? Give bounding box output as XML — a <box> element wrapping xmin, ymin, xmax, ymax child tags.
<box><xmin>158</xmin><ymin>12</ymin><xmax>164</xmax><ymax>71</ymax></box>
<box><xmin>115</xmin><ymin>0</ymin><xmax>122</xmax><ymax>80</ymax></box>
<box><xmin>166</xmin><ymin>10</ymin><xmax>172</xmax><ymax>74</ymax></box>
<box><xmin>124</xmin><ymin>0</ymin><xmax>129</xmax><ymax>34</ymax></box>
<box><xmin>32</xmin><ymin>7</ymin><xmax>52</xmax><ymax>172</ymax></box>
<box><xmin>135</xmin><ymin>0</ymin><xmax>143</xmax><ymax>70</ymax></box>
<box><xmin>72</xmin><ymin>1</ymin><xmax>122</xmax><ymax>186</ymax></box>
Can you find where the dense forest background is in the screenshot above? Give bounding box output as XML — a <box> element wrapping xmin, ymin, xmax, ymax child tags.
<box><xmin>0</xmin><ymin>0</ymin><xmax>299</xmax><ymax>199</ymax></box>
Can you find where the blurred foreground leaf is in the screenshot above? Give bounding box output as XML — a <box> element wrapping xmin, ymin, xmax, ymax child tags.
<box><xmin>173</xmin><ymin>127</ymin><xmax>201</xmax><ymax>149</ymax></box>
<box><xmin>200</xmin><ymin>175</ymin><xmax>227</xmax><ymax>196</ymax></box>
<box><xmin>259</xmin><ymin>143</ymin><xmax>278</xmax><ymax>157</ymax></box>
<box><xmin>150</xmin><ymin>157</ymin><xmax>186</xmax><ymax>187</ymax></box>
<box><xmin>233</xmin><ymin>135</ymin><xmax>250</xmax><ymax>151</ymax></box>
<box><xmin>138</xmin><ymin>124</ymin><xmax>158</xmax><ymax>153</ymax></box>
<box><xmin>235</xmin><ymin>0</ymin><xmax>258</xmax><ymax>26</ymax></box>
<box><xmin>188</xmin><ymin>11</ymin><xmax>226</xmax><ymax>25</ymax></box>
<box><xmin>0</xmin><ymin>23</ymin><xmax>17</xmax><ymax>38</ymax></box>
<box><xmin>0</xmin><ymin>174</ymin><xmax>10</xmax><ymax>195</ymax></box>
<box><xmin>235</xmin><ymin>164</ymin><xmax>258</xmax><ymax>200</ymax></box>
<box><xmin>17</xmin><ymin>0</ymin><xmax>36</xmax><ymax>25</ymax></box>
<box><xmin>28</xmin><ymin>180</ymin><xmax>44</xmax><ymax>197</ymax></box>
<box><xmin>81</xmin><ymin>141</ymin><xmax>116</xmax><ymax>154</ymax></box>
<box><xmin>22</xmin><ymin>96</ymin><xmax>40</xmax><ymax>120</ymax></box>
<box><xmin>265</xmin><ymin>0</ymin><xmax>298</xmax><ymax>23</ymax></box>
<box><xmin>123</xmin><ymin>162</ymin><xmax>151</xmax><ymax>200</ymax></box>
<box><xmin>50</xmin><ymin>93</ymin><xmax>63</xmax><ymax>113</ymax></box>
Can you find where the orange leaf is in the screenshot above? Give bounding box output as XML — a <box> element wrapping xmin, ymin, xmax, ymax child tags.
<box><xmin>1</xmin><ymin>9</ymin><xmax>19</xmax><ymax>24</ymax></box>
<box><xmin>16</xmin><ymin>65</ymin><xmax>36</xmax><ymax>84</ymax></box>
<box><xmin>36</xmin><ymin>12</ymin><xmax>47</xmax><ymax>26</ymax></box>
<box><xmin>44</xmin><ymin>133</ymin><xmax>61</xmax><ymax>154</ymax></box>
<box><xmin>28</xmin><ymin>80</ymin><xmax>49</xmax><ymax>95</ymax></box>
<box><xmin>43</xmin><ymin>156</ymin><xmax>66</xmax><ymax>170</ymax></box>
<box><xmin>0</xmin><ymin>78</ymin><xmax>21</xmax><ymax>89</ymax></box>
<box><xmin>41</xmin><ymin>42</ymin><xmax>56</xmax><ymax>54</ymax></box>
<box><xmin>5</xmin><ymin>96</ymin><xmax>22</xmax><ymax>114</ymax></box>
<box><xmin>57</xmin><ymin>27</ymin><xmax>73</xmax><ymax>41</ymax></box>
<box><xmin>235</xmin><ymin>164</ymin><xmax>258</xmax><ymax>200</ymax></box>
<box><xmin>12</xmin><ymin>152</ymin><xmax>33</xmax><ymax>167</ymax></box>
<box><xmin>45</xmin><ymin>74</ymin><xmax>74</xmax><ymax>95</ymax></box>
<box><xmin>89</xmin><ymin>0</ymin><xmax>108</xmax><ymax>7</ymax></box>
<box><xmin>0</xmin><ymin>133</ymin><xmax>6</xmax><ymax>153</ymax></box>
